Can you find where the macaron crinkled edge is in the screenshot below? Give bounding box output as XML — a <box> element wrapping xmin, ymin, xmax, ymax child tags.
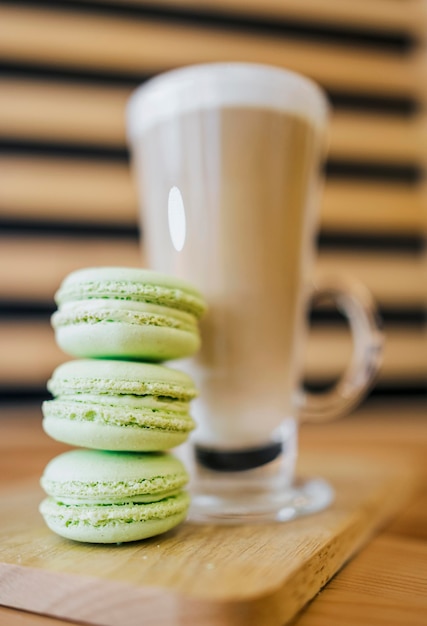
<box><xmin>40</xmin><ymin>491</ymin><xmax>190</xmax><ymax>525</ymax></box>
<box><xmin>54</xmin><ymin>266</ymin><xmax>207</xmax><ymax>318</ymax></box>
<box><xmin>51</xmin><ymin>300</ymin><xmax>199</xmax><ymax>333</ymax></box>
<box><xmin>46</xmin><ymin>359</ymin><xmax>198</xmax><ymax>400</ymax></box>
<box><xmin>39</xmin><ymin>493</ymin><xmax>190</xmax><ymax>543</ymax></box>
<box><xmin>41</xmin><ymin>449</ymin><xmax>189</xmax><ymax>484</ymax></box>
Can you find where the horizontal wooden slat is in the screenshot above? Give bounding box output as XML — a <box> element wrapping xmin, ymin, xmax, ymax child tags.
<box><xmin>321</xmin><ymin>182</ymin><xmax>425</xmax><ymax>235</ymax></box>
<box><xmin>330</xmin><ymin>111</ymin><xmax>425</xmax><ymax>163</ymax></box>
<box><xmin>95</xmin><ymin>0</ymin><xmax>426</xmax><ymax>35</ymax></box>
<box><xmin>0</xmin><ymin>80</ymin><xmax>425</xmax><ymax>163</ymax></box>
<box><xmin>0</xmin><ymin>157</ymin><xmax>138</xmax><ymax>225</ymax></box>
<box><xmin>0</xmin><ymin>236</ymin><xmax>424</xmax><ymax>307</ymax></box>
<box><xmin>0</xmin><ymin>157</ymin><xmax>424</xmax><ymax>235</ymax></box>
<box><xmin>315</xmin><ymin>251</ymin><xmax>426</xmax><ymax>308</ymax></box>
<box><xmin>0</xmin><ymin>80</ymin><xmax>128</xmax><ymax>148</ymax></box>
<box><xmin>305</xmin><ymin>326</ymin><xmax>427</xmax><ymax>382</ymax></box>
<box><xmin>0</xmin><ymin>321</ymin><xmax>423</xmax><ymax>388</ymax></box>
<box><xmin>0</xmin><ymin>321</ymin><xmax>61</xmax><ymax>387</ymax></box>
<box><xmin>0</xmin><ymin>237</ymin><xmax>143</xmax><ymax>302</ymax></box>
<box><xmin>0</xmin><ymin>5</ymin><xmax>422</xmax><ymax>97</ymax></box>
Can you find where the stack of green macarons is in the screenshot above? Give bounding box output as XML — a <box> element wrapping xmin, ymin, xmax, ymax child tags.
<box><xmin>40</xmin><ymin>267</ymin><xmax>206</xmax><ymax>543</ymax></box>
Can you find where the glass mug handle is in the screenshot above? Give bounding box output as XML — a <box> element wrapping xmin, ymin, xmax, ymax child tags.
<box><xmin>299</xmin><ymin>276</ymin><xmax>383</xmax><ymax>422</ymax></box>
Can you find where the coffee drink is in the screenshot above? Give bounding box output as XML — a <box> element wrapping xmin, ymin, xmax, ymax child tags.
<box><xmin>132</xmin><ymin>106</ymin><xmax>321</xmax><ymax>448</ymax></box>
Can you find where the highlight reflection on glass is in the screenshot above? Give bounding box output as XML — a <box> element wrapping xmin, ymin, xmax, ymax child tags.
<box><xmin>168</xmin><ymin>186</ymin><xmax>186</xmax><ymax>252</ymax></box>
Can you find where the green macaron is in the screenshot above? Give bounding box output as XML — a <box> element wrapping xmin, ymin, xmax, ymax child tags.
<box><xmin>42</xmin><ymin>359</ymin><xmax>197</xmax><ymax>451</ymax></box>
<box><xmin>52</xmin><ymin>266</ymin><xmax>206</xmax><ymax>361</ymax></box>
<box><xmin>39</xmin><ymin>449</ymin><xmax>190</xmax><ymax>543</ymax></box>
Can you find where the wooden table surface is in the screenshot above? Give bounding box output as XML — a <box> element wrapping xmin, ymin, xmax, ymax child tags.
<box><xmin>1</xmin><ymin>400</ymin><xmax>426</xmax><ymax>626</ymax></box>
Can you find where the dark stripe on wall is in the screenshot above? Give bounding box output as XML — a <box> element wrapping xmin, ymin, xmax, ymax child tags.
<box><xmin>0</xmin><ymin>383</ymin><xmax>424</xmax><ymax>405</ymax></box>
<box><xmin>0</xmin><ymin>301</ymin><xmax>55</xmax><ymax>317</ymax></box>
<box><xmin>0</xmin><ymin>218</ymin><xmax>139</xmax><ymax>239</ymax></box>
<box><xmin>0</xmin><ymin>388</ymin><xmax>51</xmax><ymax>404</ymax></box>
<box><xmin>0</xmin><ymin>301</ymin><xmax>423</xmax><ymax>326</ymax></box>
<box><xmin>318</xmin><ymin>232</ymin><xmax>425</xmax><ymax>253</ymax></box>
<box><xmin>304</xmin><ymin>382</ymin><xmax>427</xmax><ymax>398</ymax></box>
<box><xmin>0</xmin><ymin>61</ymin><xmax>154</xmax><ymax>88</ymax></box>
<box><xmin>0</xmin><ymin>140</ymin><xmax>129</xmax><ymax>163</ymax></box>
<box><xmin>328</xmin><ymin>91</ymin><xmax>419</xmax><ymax>116</ymax></box>
<box><xmin>309</xmin><ymin>308</ymin><xmax>426</xmax><ymax>327</ymax></box>
<box><xmin>0</xmin><ymin>140</ymin><xmax>423</xmax><ymax>184</ymax></box>
<box><xmin>325</xmin><ymin>161</ymin><xmax>423</xmax><ymax>184</ymax></box>
<box><xmin>4</xmin><ymin>0</ymin><xmax>416</xmax><ymax>52</ymax></box>
<box><xmin>0</xmin><ymin>218</ymin><xmax>423</xmax><ymax>253</ymax></box>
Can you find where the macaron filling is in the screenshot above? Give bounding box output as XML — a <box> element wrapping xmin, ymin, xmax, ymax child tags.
<box><xmin>42</xmin><ymin>396</ymin><xmax>195</xmax><ymax>433</ymax></box>
<box><xmin>41</xmin><ymin>472</ymin><xmax>188</xmax><ymax>504</ymax></box>
<box><xmin>56</xmin><ymin>279</ymin><xmax>206</xmax><ymax>318</ymax></box>
<box><xmin>47</xmin><ymin>361</ymin><xmax>197</xmax><ymax>401</ymax></box>
<box><xmin>52</xmin><ymin>299</ymin><xmax>198</xmax><ymax>333</ymax></box>
<box><xmin>43</xmin><ymin>362</ymin><xmax>198</xmax><ymax>450</ymax></box>
<box><xmin>40</xmin><ymin>492</ymin><xmax>190</xmax><ymax>526</ymax></box>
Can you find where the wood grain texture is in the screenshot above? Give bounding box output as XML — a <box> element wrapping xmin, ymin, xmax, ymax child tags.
<box><xmin>294</xmin><ymin>405</ymin><xmax>427</xmax><ymax>626</ymax></box>
<box><xmin>0</xmin><ymin>454</ymin><xmax>417</xmax><ymax>626</ymax></box>
<box><xmin>0</xmin><ymin>5</ymin><xmax>422</xmax><ymax>97</ymax></box>
<box><xmin>321</xmin><ymin>182</ymin><xmax>425</xmax><ymax>234</ymax></box>
<box><xmin>0</xmin><ymin>606</ymin><xmax>79</xmax><ymax>626</ymax></box>
<box><xmin>1</xmin><ymin>406</ymin><xmax>426</xmax><ymax>626</ymax></box>
<box><xmin>0</xmin><ymin>157</ymin><xmax>138</xmax><ymax>225</ymax></box>
<box><xmin>294</xmin><ymin>535</ymin><xmax>427</xmax><ymax>626</ymax></box>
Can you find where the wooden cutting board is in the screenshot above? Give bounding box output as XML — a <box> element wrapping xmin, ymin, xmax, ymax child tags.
<box><xmin>0</xmin><ymin>452</ymin><xmax>417</xmax><ymax>626</ymax></box>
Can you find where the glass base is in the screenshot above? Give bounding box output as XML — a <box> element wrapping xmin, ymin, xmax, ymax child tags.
<box><xmin>189</xmin><ymin>477</ymin><xmax>334</xmax><ymax>524</ymax></box>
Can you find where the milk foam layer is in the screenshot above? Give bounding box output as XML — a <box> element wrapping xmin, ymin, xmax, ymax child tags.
<box><xmin>127</xmin><ymin>62</ymin><xmax>328</xmax><ymax>140</ymax></box>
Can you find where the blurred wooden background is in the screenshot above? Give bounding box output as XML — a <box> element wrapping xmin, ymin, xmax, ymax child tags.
<box><xmin>0</xmin><ymin>0</ymin><xmax>426</xmax><ymax>403</ymax></box>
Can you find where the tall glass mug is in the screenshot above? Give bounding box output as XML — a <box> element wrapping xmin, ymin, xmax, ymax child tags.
<box><xmin>127</xmin><ymin>63</ymin><xmax>382</xmax><ymax>522</ymax></box>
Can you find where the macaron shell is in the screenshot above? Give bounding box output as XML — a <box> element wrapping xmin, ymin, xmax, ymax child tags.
<box><xmin>54</xmin><ymin>322</ymin><xmax>200</xmax><ymax>361</ymax></box>
<box><xmin>43</xmin><ymin>415</ymin><xmax>191</xmax><ymax>451</ymax></box>
<box><xmin>41</xmin><ymin>510</ymin><xmax>188</xmax><ymax>543</ymax></box>
<box><xmin>53</xmin><ymin>298</ymin><xmax>199</xmax><ymax>326</ymax></box>
<box><xmin>55</xmin><ymin>266</ymin><xmax>206</xmax><ymax>318</ymax></box>
<box><xmin>39</xmin><ymin>492</ymin><xmax>190</xmax><ymax>543</ymax></box>
<box><xmin>41</xmin><ymin>449</ymin><xmax>189</xmax><ymax>504</ymax></box>
<box><xmin>47</xmin><ymin>359</ymin><xmax>197</xmax><ymax>399</ymax></box>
